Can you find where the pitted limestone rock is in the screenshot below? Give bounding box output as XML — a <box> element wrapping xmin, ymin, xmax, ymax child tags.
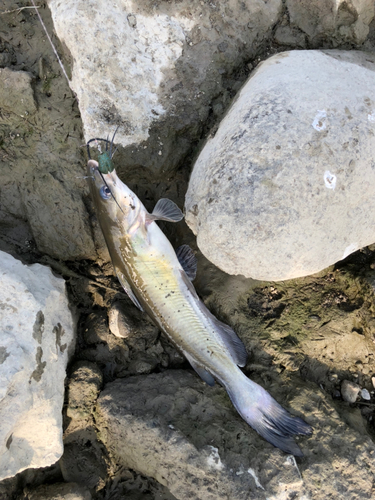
<box><xmin>0</xmin><ymin>251</ymin><xmax>75</xmax><ymax>480</ymax></box>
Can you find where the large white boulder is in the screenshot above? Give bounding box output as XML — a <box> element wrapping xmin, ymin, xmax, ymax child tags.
<box><xmin>47</xmin><ymin>0</ymin><xmax>281</xmax><ymax>146</ymax></box>
<box><xmin>0</xmin><ymin>251</ymin><xmax>75</xmax><ymax>480</ymax></box>
<box><xmin>185</xmin><ymin>50</ymin><xmax>375</xmax><ymax>281</ymax></box>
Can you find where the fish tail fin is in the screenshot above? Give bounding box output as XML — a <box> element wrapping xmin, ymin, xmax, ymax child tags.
<box><xmin>225</xmin><ymin>372</ymin><xmax>312</xmax><ymax>456</ymax></box>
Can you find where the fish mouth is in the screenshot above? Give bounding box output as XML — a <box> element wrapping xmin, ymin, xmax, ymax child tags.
<box><xmin>87</xmin><ymin>159</ymin><xmax>125</xmax><ymax>215</ymax></box>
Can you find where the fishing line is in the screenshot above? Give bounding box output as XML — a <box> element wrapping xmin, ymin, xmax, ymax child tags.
<box><xmin>31</xmin><ymin>4</ymin><xmax>124</xmax><ymax>201</ymax></box>
<box><xmin>30</xmin><ymin>0</ymin><xmax>77</xmax><ymax>102</ymax></box>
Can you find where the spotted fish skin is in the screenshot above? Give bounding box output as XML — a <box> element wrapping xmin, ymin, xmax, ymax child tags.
<box><xmin>86</xmin><ymin>159</ymin><xmax>313</xmax><ymax>456</ymax></box>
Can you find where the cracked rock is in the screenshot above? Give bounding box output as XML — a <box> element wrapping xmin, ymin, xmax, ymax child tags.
<box><xmin>0</xmin><ymin>251</ymin><xmax>75</xmax><ymax>480</ymax></box>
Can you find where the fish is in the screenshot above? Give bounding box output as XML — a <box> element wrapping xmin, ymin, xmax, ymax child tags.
<box><xmin>86</xmin><ymin>135</ymin><xmax>312</xmax><ymax>456</ymax></box>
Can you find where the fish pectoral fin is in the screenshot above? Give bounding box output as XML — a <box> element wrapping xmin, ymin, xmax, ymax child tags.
<box><xmin>176</xmin><ymin>244</ymin><xmax>197</xmax><ymax>281</ymax></box>
<box><xmin>185</xmin><ymin>353</ymin><xmax>215</xmax><ymax>386</ymax></box>
<box><xmin>115</xmin><ymin>268</ymin><xmax>144</xmax><ymax>312</ymax></box>
<box><xmin>146</xmin><ymin>198</ymin><xmax>184</xmax><ymax>223</ymax></box>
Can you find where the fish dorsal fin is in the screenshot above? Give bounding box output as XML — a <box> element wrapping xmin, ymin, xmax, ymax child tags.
<box><xmin>184</xmin><ymin>352</ymin><xmax>215</xmax><ymax>386</ymax></box>
<box><xmin>146</xmin><ymin>198</ymin><xmax>184</xmax><ymax>223</ymax></box>
<box><xmin>176</xmin><ymin>245</ymin><xmax>197</xmax><ymax>281</ymax></box>
<box><xmin>179</xmin><ymin>270</ymin><xmax>247</xmax><ymax>367</ymax></box>
<box><xmin>115</xmin><ymin>268</ymin><xmax>144</xmax><ymax>312</ymax></box>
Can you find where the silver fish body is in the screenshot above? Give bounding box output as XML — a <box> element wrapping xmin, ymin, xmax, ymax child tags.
<box><xmin>87</xmin><ymin>159</ymin><xmax>312</xmax><ymax>455</ymax></box>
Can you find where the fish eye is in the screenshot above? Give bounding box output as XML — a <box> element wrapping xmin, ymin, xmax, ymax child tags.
<box><xmin>100</xmin><ymin>185</ymin><xmax>112</xmax><ymax>200</ymax></box>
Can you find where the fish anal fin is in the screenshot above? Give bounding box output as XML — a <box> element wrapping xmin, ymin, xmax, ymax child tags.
<box><xmin>176</xmin><ymin>244</ymin><xmax>197</xmax><ymax>281</ymax></box>
<box><xmin>199</xmin><ymin>304</ymin><xmax>247</xmax><ymax>367</ymax></box>
<box><xmin>146</xmin><ymin>198</ymin><xmax>183</xmax><ymax>223</ymax></box>
<box><xmin>185</xmin><ymin>353</ymin><xmax>215</xmax><ymax>386</ymax></box>
<box><xmin>212</xmin><ymin>317</ymin><xmax>248</xmax><ymax>367</ymax></box>
<box><xmin>115</xmin><ymin>268</ymin><xmax>144</xmax><ymax>312</ymax></box>
<box><xmin>179</xmin><ymin>270</ymin><xmax>247</xmax><ymax>367</ymax></box>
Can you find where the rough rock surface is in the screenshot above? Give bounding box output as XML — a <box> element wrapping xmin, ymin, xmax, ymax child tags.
<box><xmin>61</xmin><ymin>361</ymin><xmax>107</xmax><ymax>490</ymax></box>
<box><xmin>0</xmin><ymin>67</ymin><xmax>97</xmax><ymax>262</ymax></box>
<box><xmin>81</xmin><ymin>305</ymin><xmax>183</xmax><ymax>381</ymax></box>
<box><xmin>96</xmin><ymin>370</ymin><xmax>375</xmax><ymax>500</ymax></box>
<box><xmin>286</xmin><ymin>0</ymin><xmax>374</xmax><ymax>45</ymax></box>
<box><xmin>47</xmin><ymin>0</ymin><xmax>281</xmax><ymax>149</ymax></box>
<box><xmin>0</xmin><ymin>251</ymin><xmax>75</xmax><ymax>480</ymax></box>
<box><xmin>185</xmin><ymin>50</ymin><xmax>375</xmax><ymax>281</ymax></box>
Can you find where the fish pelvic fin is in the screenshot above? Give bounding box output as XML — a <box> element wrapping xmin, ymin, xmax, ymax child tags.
<box><xmin>115</xmin><ymin>268</ymin><xmax>144</xmax><ymax>312</ymax></box>
<box><xmin>226</xmin><ymin>371</ymin><xmax>312</xmax><ymax>456</ymax></box>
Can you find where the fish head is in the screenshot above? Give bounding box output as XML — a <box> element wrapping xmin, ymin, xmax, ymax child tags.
<box><xmin>87</xmin><ymin>159</ymin><xmax>141</xmax><ymax>226</ymax></box>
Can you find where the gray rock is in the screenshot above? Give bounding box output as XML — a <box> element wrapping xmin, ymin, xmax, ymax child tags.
<box><xmin>0</xmin><ymin>68</ymin><xmax>36</xmax><ymax>116</ymax></box>
<box><xmin>341</xmin><ymin>380</ymin><xmax>361</xmax><ymax>403</ymax></box>
<box><xmin>61</xmin><ymin>362</ymin><xmax>107</xmax><ymax>490</ymax></box>
<box><xmin>96</xmin><ymin>370</ymin><xmax>375</xmax><ymax>500</ymax></box>
<box><xmin>47</xmin><ymin>0</ymin><xmax>282</xmax><ymax>148</ymax></box>
<box><xmin>185</xmin><ymin>50</ymin><xmax>375</xmax><ymax>281</ymax></box>
<box><xmin>0</xmin><ymin>251</ymin><xmax>75</xmax><ymax>480</ymax></box>
<box><xmin>65</xmin><ymin>361</ymin><xmax>103</xmax><ymax>422</ymax></box>
<box><xmin>22</xmin><ymin>173</ymin><xmax>97</xmax><ymax>261</ymax></box>
<box><xmin>286</xmin><ymin>0</ymin><xmax>374</xmax><ymax>44</ymax></box>
<box><xmin>274</xmin><ymin>26</ymin><xmax>306</xmax><ymax>47</ymax></box>
<box><xmin>24</xmin><ymin>482</ymin><xmax>91</xmax><ymax>500</ymax></box>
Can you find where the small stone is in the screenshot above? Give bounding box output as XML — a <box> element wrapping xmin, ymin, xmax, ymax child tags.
<box><xmin>127</xmin><ymin>14</ymin><xmax>137</xmax><ymax>28</ymax></box>
<box><xmin>341</xmin><ymin>380</ymin><xmax>361</xmax><ymax>403</ymax></box>
<box><xmin>84</xmin><ymin>311</ymin><xmax>110</xmax><ymax>344</ymax></box>
<box><xmin>372</xmin><ymin>377</ymin><xmax>375</xmax><ymax>389</ymax></box>
<box><xmin>361</xmin><ymin>389</ymin><xmax>371</xmax><ymax>401</ymax></box>
<box><xmin>0</xmin><ymin>53</ymin><xmax>12</xmax><ymax>67</ymax></box>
